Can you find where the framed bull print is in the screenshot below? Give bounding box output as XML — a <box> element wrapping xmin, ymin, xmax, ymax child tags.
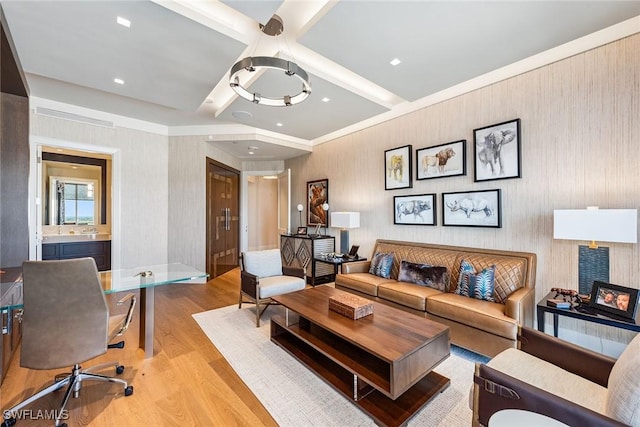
<box><xmin>442</xmin><ymin>189</ymin><xmax>502</xmax><ymax>228</ymax></box>
<box><xmin>394</xmin><ymin>194</ymin><xmax>436</xmax><ymax>225</ymax></box>
<box><xmin>307</xmin><ymin>179</ymin><xmax>328</xmax><ymax>227</ymax></box>
<box><xmin>416</xmin><ymin>140</ymin><xmax>466</xmax><ymax>180</ymax></box>
<box><xmin>385</xmin><ymin>145</ymin><xmax>412</xmax><ymax>190</ymax></box>
<box><xmin>473</xmin><ymin>118</ymin><xmax>521</xmax><ymax>182</ymax></box>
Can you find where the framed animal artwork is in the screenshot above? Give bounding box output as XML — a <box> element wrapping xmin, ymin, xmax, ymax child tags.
<box><xmin>473</xmin><ymin>118</ymin><xmax>521</xmax><ymax>182</ymax></box>
<box><xmin>384</xmin><ymin>145</ymin><xmax>412</xmax><ymax>190</ymax></box>
<box><xmin>416</xmin><ymin>140</ymin><xmax>466</xmax><ymax>180</ymax></box>
<box><xmin>394</xmin><ymin>194</ymin><xmax>436</xmax><ymax>225</ymax></box>
<box><xmin>442</xmin><ymin>189</ymin><xmax>502</xmax><ymax>228</ymax></box>
<box><xmin>307</xmin><ymin>179</ymin><xmax>328</xmax><ymax>227</ymax></box>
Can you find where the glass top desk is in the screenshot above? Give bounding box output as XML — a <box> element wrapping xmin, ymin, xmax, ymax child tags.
<box><xmin>1</xmin><ymin>263</ymin><xmax>209</xmax><ymax>358</ymax></box>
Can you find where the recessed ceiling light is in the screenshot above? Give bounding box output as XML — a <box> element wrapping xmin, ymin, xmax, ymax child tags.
<box><xmin>248</xmin><ymin>146</ymin><xmax>259</xmax><ymax>150</ymax></box>
<box><xmin>248</xmin><ymin>151</ymin><xmax>255</xmax><ymax>155</ymax></box>
<box><xmin>114</xmin><ymin>78</ymin><xmax>124</xmax><ymax>85</ymax></box>
<box><xmin>390</xmin><ymin>58</ymin><xmax>401</xmax><ymax>66</ymax></box>
<box><xmin>117</xmin><ymin>17</ymin><xmax>131</xmax><ymax>28</ymax></box>
<box><xmin>321</xmin><ymin>97</ymin><xmax>330</xmax><ymax>103</ymax></box>
<box><xmin>276</xmin><ymin>122</ymin><xmax>283</xmax><ymax>127</ymax></box>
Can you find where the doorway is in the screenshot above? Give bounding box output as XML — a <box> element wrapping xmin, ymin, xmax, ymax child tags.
<box><xmin>206</xmin><ymin>158</ymin><xmax>239</xmax><ymax>279</ymax></box>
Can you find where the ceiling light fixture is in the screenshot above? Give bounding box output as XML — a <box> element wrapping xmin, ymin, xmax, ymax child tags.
<box><xmin>390</xmin><ymin>58</ymin><xmax>401</xmax><ymax>66</ymax></box>
<box><xmin>321</xmin><ymin>97</ymin><xmax>330</xmax><ymax>103</ymax></box>
<box><xmin>114</xmin><ymin>78</ymin><xmax>124</xmax><ymax>85</ymax></box>
<box><xmin>229</xmin><ymin>14</ymin><xmax>311</xmax><ymax>107</ymax></box>
<box><xmin>276</xmin><ymin>122</ymin><xmax>283</xmax><ymax>127</ymax></box>
<box><xmin>116</xmin><ymin>16</ymin><xmax>131</xmax><ymax>28</ymax></box>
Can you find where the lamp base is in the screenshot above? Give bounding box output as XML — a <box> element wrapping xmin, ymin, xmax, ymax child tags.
<box><xmin>578</xmin><ymin>245</ymin><xmax>609</xmax><ymax>295</ymax></box>
<box><xmin>340</xmin><ymin>229</ymin><xmax>349</xmax><ymax>255</ymax></box>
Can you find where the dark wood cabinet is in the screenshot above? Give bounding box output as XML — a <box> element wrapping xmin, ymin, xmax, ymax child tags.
<box><xmin>42</xmin><ymin>241</ymin><xmax>112</xmax><ymax>271</ymax></box>
<box><xmin>280</xmin><ymin>235</ymin><xmax>334</xmax><ymax>285</ymax></box>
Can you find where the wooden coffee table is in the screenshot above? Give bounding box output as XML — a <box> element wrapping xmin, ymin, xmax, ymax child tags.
<box><xmin>271</xmin><ymin>286</ymin><xmax>450</xmax><ymax>427</ymax></box>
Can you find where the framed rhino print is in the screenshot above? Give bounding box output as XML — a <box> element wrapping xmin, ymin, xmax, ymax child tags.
<box><xmin>385</xmin><ymin>145</ymin><xmax>412</xmax><ymax>190</ymax></box>
<box><xmin>442</xmin><ymin>189</ymin><xmax>502</xmax><ymax>228</ymax></box>
<box><xmin>416</xmin><ymin>140</ymin><xmax>466</xmax><ymax>180</ymax></box>
<box><xmin>394</xmin><ymin>194</ymin><xmax>436</xmax><ymax>225</ymax></box>
<box><xmin>474</xmin><ymin>118</ymin><xmax>521</xmax><ymax>182</ymax></box>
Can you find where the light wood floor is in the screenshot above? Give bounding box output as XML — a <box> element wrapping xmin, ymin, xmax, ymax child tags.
<box><xmin>0</xmin><ymin>268</ymin><xmax>278</xmax><ymax>426</ymax></box>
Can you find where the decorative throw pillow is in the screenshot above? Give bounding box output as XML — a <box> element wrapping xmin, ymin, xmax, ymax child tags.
<box><xmin>398</xmin><ymin>261</ymin><xmax>448</xmax><ymax>292</ymax></box>
<box><xmin>369</xmin><ymin>252</ymin><xmax>394</xmax><ymax>279</ymax></box>
<box><xmin>455</xmin><ymin>260</ymin><xmax>496</xmax><ymax>302</ymax></box>
<box><xmin>605</xmin><ymin>332</ymin><xmax>640</xmax><ymax>425</ymax></box>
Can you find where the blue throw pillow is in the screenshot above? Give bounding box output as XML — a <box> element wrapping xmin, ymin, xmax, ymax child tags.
<box><xmin>455</xmin><ymin>260</ymin><xmax>496</xmax><ymax>302</ymax></box>
<box><xmin>369</xmin><ymin>252</ymin><xmax>394</xmax><ymax>279</ymax></box>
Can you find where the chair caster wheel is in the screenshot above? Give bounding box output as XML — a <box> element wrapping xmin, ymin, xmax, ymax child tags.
<box><xmin>116</xmin><ymin>365</ymin><xmax>124</xmax><ymax>375</ymax></box>
<box><xmin>2</xmin><ymin>418</ymin><xmax>16</xmax><ymax>427</ymax></box>
<box><xmin>125</xmin><ymin>385</ymin><xmax>134</xmax><ymax>396</ymax></box>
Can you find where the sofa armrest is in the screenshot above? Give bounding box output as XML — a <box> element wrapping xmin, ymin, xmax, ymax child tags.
<box><xmin>503</xmin><ymin>286</ymin><xmax>535</xmax><ymax>327</ymax></box>
<box><xmin>473</xmin><ymin>363</ymin><xmax>625</xmax><ymax>427</ymax></box>
<box><xmin>341</xmin><ymin>260</ymin><xmax>371</xmax><ymax>274</ymax></box>
<box><xmin>282</xmin><ymin>265</ymin><xmax>305</xmax><ymax>280</ymax></box>
<box><xmin>518</xmin><ymin>326</ymin><xmax>616</xmax><ymax>387</ymax></box>
<box><xmin>240</xmin><ymin>270</ymin><xmax>259</xmax><ymax>298</ymax></box>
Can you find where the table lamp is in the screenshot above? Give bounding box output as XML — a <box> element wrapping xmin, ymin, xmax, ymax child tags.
<box><xmin>553</xmin><ymin>207</ymin><xmax>637</xmax><ymax>295</ymax></box>
<box><xmin>330</xmin><ymin>212</ymin><xmax>360</xmax><ymax>254</ymax></box>
<box><xmin>297</xmin><ymin>204</ymin><xmax>304</xmax><ymax>228</ymax></box>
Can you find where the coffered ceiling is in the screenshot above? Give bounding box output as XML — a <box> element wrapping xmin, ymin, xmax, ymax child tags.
<box><xmin>2</xmin><ymin>1</ymin><xmax>640</xmax><ymax>160</ymax></box>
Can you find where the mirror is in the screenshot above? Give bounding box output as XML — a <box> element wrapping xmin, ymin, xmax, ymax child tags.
<box><xmin>42</xmin><ymin>152</ymin><xmax>107</xmax><ymax>225</ymax></box>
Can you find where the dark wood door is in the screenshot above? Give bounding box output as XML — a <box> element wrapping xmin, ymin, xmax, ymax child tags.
<box><xmin>206</xmin><ymin>159</ymin><xmax>239</xmax><ymax>279</ymax></box>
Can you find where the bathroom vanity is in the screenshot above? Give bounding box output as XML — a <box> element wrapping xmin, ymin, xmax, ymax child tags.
<box><xmin>42</xmin><ymin>234</ymin><xmax>111</xmax><ymax>271</ymax></box>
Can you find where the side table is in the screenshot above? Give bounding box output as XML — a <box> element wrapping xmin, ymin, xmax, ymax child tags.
<box><xmin>537</xmin><ymin>292</ymin><xmax>640</xmax><ymax>337</ymax></box>
<box><xmin>312</xmin><ymin>255</ymin><xmax>367</xmax><ymax>286</ymax></box>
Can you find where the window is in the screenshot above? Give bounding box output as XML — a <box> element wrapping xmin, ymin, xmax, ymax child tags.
<box><xmin>63</xmin><ymin>182</ymin><xmax>95</xmax><ymax>225</ymax></box>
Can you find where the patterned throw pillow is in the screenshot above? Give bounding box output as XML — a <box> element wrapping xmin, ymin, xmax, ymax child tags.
<box><xmin>397</xmin><ymin>260</ymin><xmax>448</xmax><ymax>292</ymax></box>
<box><xmin>369</xmin><ymin>252</ymin><xmax>394</xmax><ymax>279</ymax></box>
<box><xmin>455</xmin><ymin>260</ymin><xmax>496</xmax><ymax>302</ymax></box>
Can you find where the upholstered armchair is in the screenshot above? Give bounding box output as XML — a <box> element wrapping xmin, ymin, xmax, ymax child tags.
<box><xmin>472</xmin><ymin>326</ymin><xmax>639</xmax><ymax>427</ymax></box>
<box><xmin>239</xmin><ymin>249</ymin><xmax>306</xmax><ymax>327</ymax></box>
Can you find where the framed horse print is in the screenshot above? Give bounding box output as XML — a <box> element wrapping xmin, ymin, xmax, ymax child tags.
<box><xmin>385</xmin><ymin>145</ymin><xmax>412</xmax><ymax>190</ymax></box>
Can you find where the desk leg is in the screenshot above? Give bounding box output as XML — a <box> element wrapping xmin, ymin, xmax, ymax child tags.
<box><xmin>553</xmin><ymin>313</ymin><xmax>559</xmax><ymax>338</ymax></box>
<box><xmin>139</xmin><ymin>287</ymin><xmax>155</xmax><ymax>358</ymax></box>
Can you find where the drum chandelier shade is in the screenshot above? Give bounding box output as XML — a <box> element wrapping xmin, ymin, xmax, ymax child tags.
<box><xmin>229</xmin><ymin>14</ymin><xmax>311</xmax><ymax>107</ymax></box>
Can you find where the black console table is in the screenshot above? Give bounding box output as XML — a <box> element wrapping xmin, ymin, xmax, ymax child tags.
<box><xmin>313</xmin><ymin>255</ymin><xmax>367</xmax><ymax>286</ymax></box>
<box><xmin>537</xmin><ymin>292</ymin><xmax>640</xmax><ymax>337</ymax></box>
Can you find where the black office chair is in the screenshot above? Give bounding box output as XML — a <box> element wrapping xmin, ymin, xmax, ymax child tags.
<box><xmin>2</xmin><ymin>258</ymin><xmax>136</xmax><ymax>427</ymax></box>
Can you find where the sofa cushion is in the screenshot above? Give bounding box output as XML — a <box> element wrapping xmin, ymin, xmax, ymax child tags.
<box><xmin>369</xmin><ymin>252</ymin><xmax>394</xmax><ymax>278</ymax></box>
<box><xmin>397</xmin><ymin>260</ymin><xmax>448</xmax><ymax>291</ymax></box>
<box><xmin>487</xmin><ymin>348</ymin><xmax>607</xmax><ymax>412</ymax></box>
<box><xmin>427</xmin><ymin>293</ymin><xmax>518</xmax><ymax>339</ymax></box>
<box><xmin>456</xmin><ymin>260</ymin><xmax>496</xmax><ymax>302</ymax></box>
<box><xmin>335</xmin><ymin>273</ymin><xmax>394</xmax><ymax>297</ymax></box>
<box><xmin>605</xmin><ymin>333</ymin><xmax>640</xmax><ymax>424</ymax></box>
<box><xmin>378</xmin><ymin>281</ymin><xmax>442</xmax><ymax>311</ymax></box>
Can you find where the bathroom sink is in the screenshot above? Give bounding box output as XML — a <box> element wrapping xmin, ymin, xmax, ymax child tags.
<box><xmin>42</xmin><ymin>234</ymin><xmax>111</xmax><ymax>243</ymax></box>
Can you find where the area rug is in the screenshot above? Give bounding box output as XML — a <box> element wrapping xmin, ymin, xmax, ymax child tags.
<box><xmin>193</xmin><ymin>305</ymin><xmax>485</xmax><ymax>426</ymax></box>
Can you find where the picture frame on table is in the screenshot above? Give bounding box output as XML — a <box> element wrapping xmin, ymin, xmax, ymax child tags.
<box><xmin>442</xmin><ymin>189</ymin><xmax>501</xmax><ymax>228</ymax></box>
<box><xmin>385</xmin><ymin>145</ymin><xmax>412</xmax><ymax>190</ymax></box>
<box><xmin>307</xmin><ymin>179</ymin><xmax>328</xmax><ymax>227</ymax></box>
<box><xmin>296</xmin><ymin>226</ymin><xmax>307</xmax><ymax>235</ymax></box>
<box><xmin>416</xmin><ymin>140</ymin><xmax>466</xmax><ymax>180</ymax></box>
<box><xmin>589</xmin><ymin>281</ymin><xmax>639</xmax><ymax>320</ymax></box>
<box><xmin>393</xmin><ymin>194</ymin><xmax>436</xmax><ymax>226</ymax></box>
<box><xmin>473</xmin><ymin>118</ymin><xmax>521</xmax><ymax>182</ymax></box>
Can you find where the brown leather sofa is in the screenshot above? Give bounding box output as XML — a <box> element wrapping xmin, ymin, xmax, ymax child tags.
<box><xmin>473</xmin><ymin>326</ymin><xmax>637</xmax><ymax>427</ymax></box>
<box><xmin>335</xmin><ymin>239</ymin><xmax>537</xmax><ymax>357</ymax></box>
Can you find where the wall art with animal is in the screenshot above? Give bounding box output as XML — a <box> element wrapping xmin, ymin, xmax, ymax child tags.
<box><xmin>442</xmin><ymin>189</ymin><xmax>502</xmax><ymax>228</ymax></box>
<box><xmin>307</xmin><ymin>179</ymin><xmax>328</xmax><ymax>226</ymax></box>
<box><xmin>473</xmin><ymin>118</ymin><xmax>521</xmax><ymax>182</ymax></box>
<box><xmin>393</xmin><ymin>194</ymin><xmax>436</xmax><ymax>225</ymax></box>
<box><xmin>385</xmin><ymin>145</ymin><xmax>412</xmax><ymax>190</ymax></box>
<box><xmin>416</xmin><ymin>140</ymin><xmax>466</xmax><ymax>180</ymax></box>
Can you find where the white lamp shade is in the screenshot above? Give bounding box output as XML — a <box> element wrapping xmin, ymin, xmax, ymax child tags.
<box><xmin>330</xmin><ymin>212</ymin><xmax>360</xmax><ymax>229</ymax></box>
<box><xmin>553</xmin><ymin>209</ymin><xmax>637</xmax><ymax>244</ymax></box>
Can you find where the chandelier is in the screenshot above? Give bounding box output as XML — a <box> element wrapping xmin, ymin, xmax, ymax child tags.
<box><xmin>229</xmin><ymin>14</ymin><xmax>311</xmax><ymax>107</ymax></box>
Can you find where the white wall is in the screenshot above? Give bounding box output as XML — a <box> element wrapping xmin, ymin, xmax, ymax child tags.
<box><xmin>286</xmin><ymin>33</ymin><xmax>640</xmax><ymax>354</ymax></box>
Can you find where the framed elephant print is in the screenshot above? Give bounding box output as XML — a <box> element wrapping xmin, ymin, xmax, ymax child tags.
<box><xmin>442</xmin><ymin>189</ymin><xmax>502</xmax><ymax>228</ymax></box>
<box><xmin>473</xmin><ymin>118</ymin><xmax>521</xmax><ymax>182</ymax></box>
<box><xmin>385</xmin><ymin>145</ymin><xmax>412</xmax><ymax>190</ymax></box>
